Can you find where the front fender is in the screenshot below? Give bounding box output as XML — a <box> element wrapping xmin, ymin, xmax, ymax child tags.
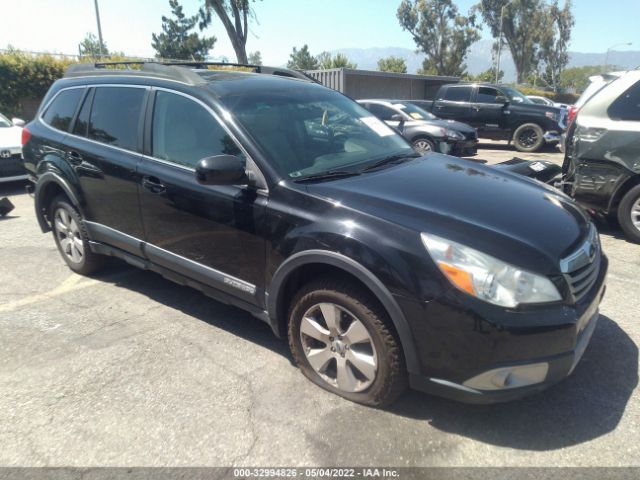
<box><xmin>268</xmin><ymin>249</ymin><xmax>421</xmax><ymax>375</ymax></box>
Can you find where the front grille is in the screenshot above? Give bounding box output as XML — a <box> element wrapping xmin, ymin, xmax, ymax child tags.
<box><xmin>0</xmin><ymin>154</ymin><xmax>27</xmax><ymax>177</ymax></box>
<box><xmin>561</xmin><ymin>224</ymin><xmax>601</xmax><ymax>302</ymax></box>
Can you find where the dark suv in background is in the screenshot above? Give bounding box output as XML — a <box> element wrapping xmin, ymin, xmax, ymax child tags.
<box><xmin>22</xmin><ymin>62</ymin><xmax>606</xmax><ymax>406</ymax></box>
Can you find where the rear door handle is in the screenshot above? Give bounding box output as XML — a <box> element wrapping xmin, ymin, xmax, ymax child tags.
<box><xmin>142</xmin><ymin>176</ymin><xmax>166</xmax><ymax>194</ymax></box>
<box><xmin>66</xmin><ymin>151</ymin><xmax>83</xmax><ymax>165</ymax></box>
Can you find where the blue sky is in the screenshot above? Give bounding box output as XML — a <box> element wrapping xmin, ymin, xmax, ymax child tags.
<box><xmin>2</xmin><ymin>0</ymin><xmax>638</xmax><ymax>65</ymax></box>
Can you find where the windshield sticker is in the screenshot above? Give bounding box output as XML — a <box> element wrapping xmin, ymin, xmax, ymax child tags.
<box><xmin>393</xmin><ymin>103</ymin><xmax>406</xmax><ymax>109</ymax></box>
<box><xmin>360</xmin><ymin>116</ymin><xmax>395</xmax><ymax>137</ymax></box>
<box><xmin>409</xmin><ymin>112</ymin><xmax>424</xmax><ymax>120</ymax></box>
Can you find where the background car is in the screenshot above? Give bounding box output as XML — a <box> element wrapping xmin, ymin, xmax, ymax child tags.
<box><xmin>358</xmin><ymin>99</ymin><xmax>478</xmax><ymax>155</ymax></box>
<box><xmin>527</xmin><ymin>95</ymin><xmax>570</xmax><ymax>110</ymax></box>
<box><xmin>0</xmin><ymin>113</ymin><xmax>27</xmax><ymax>183</ymax></box>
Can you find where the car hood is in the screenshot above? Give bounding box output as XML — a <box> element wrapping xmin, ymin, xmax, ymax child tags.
<box><xmin>307</xmin><ymin>154</ymin><xmax>589</xmax><ymax>273</ymax></box>
<box><xmin>415</xmin><ymin>118</ymin><xmax>476</xmax><ymax>133</ymax></box>
<box><xmin>0</xmin><ymin>126</ymin><xmax>22</xmax><ymax>149</ymax></box>
<box><xmin>511</xmin><ymin>102</ymin><xmax>563</xmax><ymax>116</ymax></box>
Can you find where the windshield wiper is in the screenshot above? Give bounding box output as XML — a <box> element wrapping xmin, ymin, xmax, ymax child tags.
<box><xmin>360</xmin><ymin>153</ymin><xmax>420</xmax><ymax>173</ymax></box>
<box><xmin>292</xmin><ymin>169</ymin><xmax>362</xmax><ymax>183</ymax></box>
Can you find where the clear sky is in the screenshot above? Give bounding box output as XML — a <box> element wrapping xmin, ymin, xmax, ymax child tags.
<box><xmin>2</xmin><ymin>0</ymin><xmax>638</xmax><ymax>65</ymax></box>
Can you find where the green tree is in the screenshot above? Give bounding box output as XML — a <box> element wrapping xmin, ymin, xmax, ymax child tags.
<box><xmin>78</xmin><ymin>33</ymin><xmax>109</xmax><ymax>58</ymax></box>
<box><xmin>152</xmin><ymin>0</ymin><xmax>216</xmax><ymax>60</ymax></box>
<box><xmin>317</xmin><ymin>52</ymin><xmax>357</xmax><ymax>69</ymax></box>
<box><xmin>377</xmin><ymin>56</ymin><xmax>408</xmax><ymax>73</ymax></box>
<box><xmin>199</xmin><ymin>0</ymin><xmax>254</xmax><ymax>63</ymax></box>
<box><xmin>287</xmin><ymin>45</ymin><xmax>319</xmax><ymax>70</ymax></box>
<box><xmin>397</xmin><ymin>0</ymin><xmax>480</xmax><ymax>77</ymax></box>
<box><xmin>559</xmin><ymin>65</ymin><xmax>607</xmax><ymax>93</ymax></box>
<box><xmin>248</xmin><ymin>50</ymin><xmax>262</xmax><ymax>65</ymax></box>
<box><xmin>464</xmin><ymin>68</ymin><xmax>503</xmax><ymax>82</ymax></box>
<box><xmin>538</xmin><ymin>0</ymin><xmax>574</xmax><ymax>93</ymax></box>
<box><xmin>477</xmin><ymin>0</ymin><xmax>549</xmax><ymax>84</ymax></box>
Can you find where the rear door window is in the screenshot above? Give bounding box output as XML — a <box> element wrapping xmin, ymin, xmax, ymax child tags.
<box><xmin>88</xmin><ymin>87</ymin><xmax>146</xmax><ymax>151</ymax></box>
<box><xmin>443</xmin><ymin>86</ymin><xmax>472</xmax><ymax>102</ymax></box>
<box><xmin>42</xmin><ymin>88</ymin><xmax>84</xmax><ymax>132</ymax></box>
<box><xmin>608</xmin><ymin>81</ymin><xmax>640</xmax><ymax>121</ymax></box>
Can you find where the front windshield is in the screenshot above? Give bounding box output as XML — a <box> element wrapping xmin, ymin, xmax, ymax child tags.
<box><xmin>394</xmin><ymin>102</ymin><xmax>437</xmax><ymax>120</ymax></box>
<box><xmin>220</xmin><ymin>86</ymin><xmax>414</xmax><ymax>179</ymax></box>
<box><xmin>501</xmin><ymin>86</ymin><xmax>533</xmax><ymax>105</ymax></box>
<box><xmin>0</xmin><ymin>113</ymin><xmax>11</xmax><ymax>128</ymax></box>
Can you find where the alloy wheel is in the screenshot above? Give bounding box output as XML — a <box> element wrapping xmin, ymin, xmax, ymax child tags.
<box><xmin>632</xmin><ymin>198</ymin><xmax>640</xmax><ymax>231</ymax></box>
<box><xmin>413</xmin><ymin>139</ymin><xmax>433</xmax><ymax>154</ymax></box>
<box><xmin>518</xmin><ymin>128</ymin><xmax>539</xmax><ymax>148</ymax></box>
<box><xmin>54</xmin><ymin>208</ymin><xmax>84</xmax><ymax>263</ymax></box>
<box><xmin>299</xmin><ymin>302</ymin><xmax>378</xmax><ymax>393</ymax></box>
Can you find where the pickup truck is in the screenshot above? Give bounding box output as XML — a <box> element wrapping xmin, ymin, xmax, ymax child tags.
<box><xmin>411</xmin><ymin>83</ymin><xmax>566</xmax><ymax>152</ymax></box>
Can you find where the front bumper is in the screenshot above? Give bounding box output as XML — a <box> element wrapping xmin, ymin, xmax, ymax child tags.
<box><xmin>544</xmin><ymin>130</ymin><xmax>562</xmax><ymax>144</ymax></box>
<box><xmin>0</xmin><ymin>153</ymin><xmax>28</xmax><ymax>182</ymax></box>
<box><xmin>403</xmin><ymin>255</ymin><xmax>608</xmax><ymax>404</ymax></box>
<box><xmin>439</xmin><ymin>138</ymin><xmax>478</xmax><ymax>156</ymax></box>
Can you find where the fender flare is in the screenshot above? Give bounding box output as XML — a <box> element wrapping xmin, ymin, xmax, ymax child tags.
<box><xmin>34</xmin><ymin>172</ymin><xmax>83</xmax><ymax>232</ymax></box>
<box><xmin>268</xmin><ymin>249</ymin><xmax>420</xmax><ymax>374</ymax></box>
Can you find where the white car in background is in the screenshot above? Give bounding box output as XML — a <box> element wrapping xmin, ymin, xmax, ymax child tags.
<box><xmin>0</xmin><ymin>113</ymin><xmax>28</xmax><ymax>183</ymax></box>
<box><xmin>527</xmin><ymin>95</ymin><xmax>570</xmax><ymax>110</ymax></box>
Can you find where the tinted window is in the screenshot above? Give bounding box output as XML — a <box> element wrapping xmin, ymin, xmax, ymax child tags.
<box><xmin>152</xmin><ymin>91</ymin><xmax>242</xmax><ymax>168</ymax></box>
<box><xmin>608</xmin><ymin>81</ymin><xmax>640</xmax><ymax>121</ymax></box>
<box><xmin>42</xmin><ymin>88</ymin><xmax>83</xmax><ymax>132</ymax></box>
<box><xmin>366</xmin><ymin>103</ymin><xmax>397</xmax><ymax>121</ymax></box>
<box><xmin>89</xmin><ymin>87</ymin><xmax>145</xmax><ymax>151</ymax></box>
<box><xmin>476</xmin><ymin>87</ymin><xmax>503</xmax><ymax>104</ymax></box>
<box><xmin>72</xmin><ymin>89</ymin><xmax>93</xmax><ymax>137</ymax></box>
<box><xmin>443</xmin><ymin>86</ymin><xmax>472</xmax><ymax>102</ymax></box>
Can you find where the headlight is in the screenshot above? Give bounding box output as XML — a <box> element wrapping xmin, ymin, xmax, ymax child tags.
<box><xmin>421</xmin><ymin>233</ymin><xmax>562</xmax><ymax>308</ymax></box>
<box><xmin>444</xmin><ymin>128</ymin><xmax>464</xmax><ymax>140</ymax></box>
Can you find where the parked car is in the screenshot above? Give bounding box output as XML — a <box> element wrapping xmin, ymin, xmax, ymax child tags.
<box><xmin>416</xmin><ymin>83</ymin><xmax>566</xmax><ymax>152</ymax></box>
<box><xmin>357</xmin><ymin>99</ymin><xmax>478</xmax><ymax>155</ymax></box>
<box><xmin>23</xmin><ymin>62</ymin><xmax>606</xmax><ymax>406</ymax></box>
<box><xmin>563</xmin><ymin>69</ymin><xmax>640</xmax><ymax>243</ymax></box>
<box><xmin>0</xmin><ymin>113</ymin><xmax>28</xmax><ymax>183</ymax></box>
<box><xmin>527</xmin><ymin>95</ymin><xmax>570</xmax><ymax>110</ymax></box>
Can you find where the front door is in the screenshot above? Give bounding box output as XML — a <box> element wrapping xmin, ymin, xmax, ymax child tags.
<box><xmin>137</xmin><ymin>89</ymin><xmax>267</xmax><ymax>306</ymax></box>
<box><xmin>432</xmin><ymin>85</ymin><xmax>474</xmax><ymax>123</ymax></box>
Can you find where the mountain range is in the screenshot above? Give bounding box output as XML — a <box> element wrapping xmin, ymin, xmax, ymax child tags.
<box><xmin>330</xmin><ymin>40</ymin><xmax>640</xmax><ymax>80</ymax></box>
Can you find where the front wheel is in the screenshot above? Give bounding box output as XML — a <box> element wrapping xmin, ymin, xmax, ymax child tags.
<box><xmin>617</xmin><ymin>185</ymin><xmax>640</xmax><ymax>243</ymax></box>
<box><xmin>513</xmin><ymin>123</ymin><xmax>545</xmax><ymax>152</ymax></box>
<box><xmin>412</xmin><ymin>137</ymin><xmax>436</xmax><ymax>155</ymax></box>
<box><xmin>288</xmin><ymin>278</ymin><xmax>407</xmax><ymax>407</ymax></box>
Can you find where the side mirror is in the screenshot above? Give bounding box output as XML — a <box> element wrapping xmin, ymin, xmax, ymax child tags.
<box><xmin>195</xmin><ymin>155</ymin><xmax>247</xmax><ymax>186</ymax></box>
<box><xmin>390</xmin><ymin>113</ymin><xmax>405</xmax><ymax>131</ymax></box>
<box><xmin>11</xmin><ymin>118</ymin><xmax>25</xmax><ymax>127</ymax></box>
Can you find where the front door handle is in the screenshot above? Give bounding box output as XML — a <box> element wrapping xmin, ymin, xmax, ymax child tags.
<box><xmin>142</xmin><ymin>176</ymin><xmax>166</xmax><ymax>194</ymax></box>
<box><xmin>66</xmin><ymin>150</ymin><xmax>83</xmax><ymax>165</ymax></box>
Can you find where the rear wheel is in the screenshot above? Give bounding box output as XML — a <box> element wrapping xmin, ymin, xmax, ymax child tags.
<box><xmin>288</xmin><ymin>278</ymin><xmax>407</xmax><ymax>407</ymax></box>
<box><xmin>50</xmin><ymin>196</ymin><xmax>106</xmax><ymax>275</ymax></box>
<box><xmin>617</xmin><ymin>185</ymin><xmax>640</xmax><ymax>243</ymax></box>
<box><xmin>412</xmin><ymin>137</ymin><xmax>436</xmax><ymax>155</ymax></box>
<box><xmin>513</xmin><ymin>123</ymin><xmax>545</xmax><ymax>152</ymax></box>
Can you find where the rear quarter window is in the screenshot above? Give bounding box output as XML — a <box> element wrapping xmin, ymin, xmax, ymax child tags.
<box><xmin>608</xmin><ymin>81</ymin><xmax>640</xmax><ymax>121</ymax></box>
<box><xmin>443</xmin><ymin>86</ymin><xmax>472</xmax><ymax>102</ymax></box>
<box><xmin>42</xmin><ymin>88</ymin><xmax>84</xmax><ymax>132</ymax></box>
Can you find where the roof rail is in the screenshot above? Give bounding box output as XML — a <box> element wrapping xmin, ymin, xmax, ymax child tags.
<box><xmin>64</xmin><ymin>61</ymin><xmax>315</xmax><ymax>84</ymax></box>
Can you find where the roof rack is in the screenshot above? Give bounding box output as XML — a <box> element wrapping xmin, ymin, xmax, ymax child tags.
<box><xmin>64</xmin><ymin>61</ymin><xmax>315</xmax><ymax>84</ymax></box>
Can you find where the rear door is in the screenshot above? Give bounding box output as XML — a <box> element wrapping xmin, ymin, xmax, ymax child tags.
<box><xmin>432</xmin><ymin>85</ymin><xmax>474</xmax><ymax>123</ymax></box>
<box><xmin>63</xmin><ymin>85</ymin><xmax>148</xmax><ymax>255</ymax></box>
<box><xmin>137</xmin><ymin>88</ymin><xmax>267</xmax><ymax>306</ymax></box>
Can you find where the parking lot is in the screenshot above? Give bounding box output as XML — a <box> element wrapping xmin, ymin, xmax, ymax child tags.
<box><xmin>0</xmin><ymin>144</ymin><xmax>638</xmax><ymax>467</ymax></box>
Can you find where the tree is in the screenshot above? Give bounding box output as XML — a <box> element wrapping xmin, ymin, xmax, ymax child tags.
<box><xmin>477</xmin><ymin>0</ymin><xmax>549</xmax><ymax>84</ymax></box>
<box><xmin>200</xmin><ymin>0</ymin><xmax>254</xmax><ymax>63</ymax></box>
<box><xmin>464</xmin><ymin>68</ymin><xmax>503</xmax><ymax>82</ymax></box>
<box><xmin>378</xmin><ymin>56</ymin><xmax>408</xmax><ymax>73</ymax></box>
<box><xmin>559</xmin><ymin>65</ymin><xmax>607</xmax><ymax>92</ymax></box>
<box><xmin>287</xmin><ymin>45</ymin><xmax>319</xmax><ymax>70</ymax></box>
<box><xmin>318</xmin><ymin>52</ymin><xmax>357</xmax><ymax>69</ymax></box>
<box><xmin>397</xmin><ymin>0</ymin><xmax>480</xmax><ymax>77</ymax></box>
<box><xmin>152</xmin><ymin>0</ymin><xmax>216</xmax><ymax>60</ymax></box>
<box><xmin>78</xmin><ymin>33</ymin><xmax>108</xmax><ymax>58</ymax></box>
<box><xmin>538</xmin><ymin>0</ymin><xmax>574</xmax><ymax>93</ymax></box>
<box><xmin>248</xmin><ymin>51</ymin><xmax>262</xmax><ymax>65</ymax></box>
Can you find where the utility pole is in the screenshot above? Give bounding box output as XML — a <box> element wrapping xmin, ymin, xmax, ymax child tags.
<box><xmin>604</xmin><ymin>42</ymin><xmax>632</xmax><ymax>71</ymax></box>
<box><xmin>94</xmin><ymin>0</ymin><xmax>105</xmax><ymax>57</ymax></box>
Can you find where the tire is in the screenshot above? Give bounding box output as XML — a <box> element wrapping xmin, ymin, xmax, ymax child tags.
<box><xmin>617</xmin><ymin>184</ymin><xmax>640</xmax><ymax>244</ymax></box>
<box><xmin>513</xmin><ymin>123</ymin><xmax>545</xmax><ymax>152</ymax></box>
<box><xmin>288</xmin><ymin>277</ymin><xmax>407</xmax><ymax>407</ymax></box>
<box><xmin>412</xmin><ymin>137</ymin><xmax>436</xmax><ymax>155</ymax></box>
<box><xmin>49</xmin><ymin>195</ymin><xmax>106</xmax><ymax>275</ymax></box>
